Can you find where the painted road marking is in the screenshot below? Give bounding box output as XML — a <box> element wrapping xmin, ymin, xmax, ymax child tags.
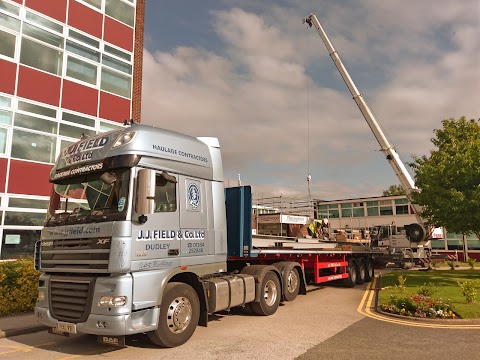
<box><xmin>0</xmin><ymin>342</ymin><xmax>56</xmax><ymax>356</ymax></box>
<box><xmin>358</xmin><ymin>276</ymin><xmax>480</xmax><ymax>329</ymax></box>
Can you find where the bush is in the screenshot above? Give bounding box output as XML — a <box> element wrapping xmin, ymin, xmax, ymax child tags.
<box><xmin>381</xmin><ymin>294</ymin><xmax>456</xmax><ymax>318</ymax></box>
<box><xmin>457</xmin><ymin>280</ymin><xmax>477</xmax><ymax>303</ymax></box>
<box><xmin>467</xmin><ymin>257</ymin><xmax>477</xmax><ymax>269</ymax></box>
<box><xmin>395</xmin><ymin>274</ymin><xmax>407</xmax><ymax>291</ymax></box>
<box><xmin>0</xmin><ymin>258</ymin><xmax>40</xmax><ymax>316</ymax></box>
<box><xmin>416</xmin><ymin>282</ymin><xmax>438</xmax><ymax>297</ymax></box>
<box><xmin>446</xmin><ymin>261</ymin><xmax>455</xmax><ymax>270</ymax></box>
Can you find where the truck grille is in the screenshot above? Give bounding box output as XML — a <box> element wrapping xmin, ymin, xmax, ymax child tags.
<box><xmin>40</xmin><ymin>237</ymin><xmax>111</xmax><ymax>273</ymax></box>
<box><xmin>49</xmin><ymin>276</ymin><xmax>95</xmax><ymax>323</ymax></box>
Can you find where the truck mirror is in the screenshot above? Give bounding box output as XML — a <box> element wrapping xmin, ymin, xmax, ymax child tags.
<box><xmin>100</xmin><ymin>171</ymin><xmax>117</xmax><ymax>184</ymax></box>
<box><xmin>136</xmin><ymin>169</ymin><xmax>155</xmax><ymax>215</ymax></box>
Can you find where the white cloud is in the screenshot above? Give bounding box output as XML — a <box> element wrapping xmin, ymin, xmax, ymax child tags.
<box><xmin>141</xmin><ymin>1</ymin><xmax>479</xmax><ymax>201</ymax></box>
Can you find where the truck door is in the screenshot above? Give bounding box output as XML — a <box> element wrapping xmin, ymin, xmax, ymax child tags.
<box><xmin>178</xmin><ymin>176</ymin><xmax>209</xmax><ymax>262</ymax></box>
<box><xmin>132</xmin><ymin>170</ymin><xmax>180</xmax><ymax>266</ymax></box>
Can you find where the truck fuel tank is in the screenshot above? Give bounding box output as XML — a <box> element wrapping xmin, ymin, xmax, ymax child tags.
<box><xmin>205</xmin><ymin>274</ymin><xmax>255</xmax><ymax>313</ymax></box>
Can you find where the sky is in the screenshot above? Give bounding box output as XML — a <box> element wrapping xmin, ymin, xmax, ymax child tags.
<box><xmin>141</xmin><ymin>0</ymin><xmax>480</xmax><ymax>202</ymax></box>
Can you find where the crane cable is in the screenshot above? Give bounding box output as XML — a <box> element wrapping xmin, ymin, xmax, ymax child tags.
<box><xmin>305</xmin><ymin>33</ymin><xmax>312</xmax><ymax>214</ymax></box>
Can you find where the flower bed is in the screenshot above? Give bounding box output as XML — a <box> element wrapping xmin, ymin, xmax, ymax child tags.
<box><xmin>381</xmin><ymin>294</ymin><xmax>456</xmax><ymax>318</ymax></box>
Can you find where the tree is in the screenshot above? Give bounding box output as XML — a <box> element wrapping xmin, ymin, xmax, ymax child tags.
<box><xmin>409</xmin><ymin>117</ymin><xmax>480</xmax><ymax>238</ymax></box>
<box><xmin>382</xmin><ymin>184</ymin><xmax>405</xmax><ymax>196</ymax></box>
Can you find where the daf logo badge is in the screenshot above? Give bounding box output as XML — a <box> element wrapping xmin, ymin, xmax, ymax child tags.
<box><xmin>187</xmin><ymin>183</ymin><xmax>200</xmax><ymax>210</ymax></box>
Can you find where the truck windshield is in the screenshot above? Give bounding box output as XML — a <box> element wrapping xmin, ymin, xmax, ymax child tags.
<box><xmin>46</xmin><ymin>169</ymin><xmax>130</xmax><ymax>226</ymax></box>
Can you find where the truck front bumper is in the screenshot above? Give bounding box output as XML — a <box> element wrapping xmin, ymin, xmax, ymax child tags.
<box><xmin>34</xmin><ymin>306</ymin><xmax>159</xmax><ymax>336</ymax></box>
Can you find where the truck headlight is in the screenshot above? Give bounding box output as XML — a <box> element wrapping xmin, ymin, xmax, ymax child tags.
<box><xmin>37</xmin><ymin>289</ymin><xmax>45</xmax><ymax>301</ymax></box>
<box><xmin>113</xmin><ymin>132</ymin><xmax>136</xmax><ymax>148</ymax></box>
<box><xmin>98</xmin><ymin>296</ymin><xmax>127</xmax><ymax>307</ymax></box>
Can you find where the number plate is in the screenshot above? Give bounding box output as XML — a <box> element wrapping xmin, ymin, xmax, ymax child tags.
<box><xmin>56</xmin><ymin>321</ymin><xmax>77</xmax><ymax>334</ymax></box>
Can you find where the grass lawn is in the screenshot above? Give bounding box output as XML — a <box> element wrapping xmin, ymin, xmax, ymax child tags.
<box><xmin>379</xmin><ymin>270</ymin><xmax>480</xmax><ymax>319</ymax></box>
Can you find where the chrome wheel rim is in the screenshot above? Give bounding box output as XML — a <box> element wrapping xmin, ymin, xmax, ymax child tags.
<box><xmin>264</xmin><ymin>280</ymin><xmax>278</xmax><ymax>306</ymax></box>
<box><xmin>287</xmin><ymin>270</ymin><xmax>298</xmax><ymax>294</ymax></box>
<box><xmin>166</xmin><ymin>296</ymin><xmax>192</xmax><ymax>334</ymax></box>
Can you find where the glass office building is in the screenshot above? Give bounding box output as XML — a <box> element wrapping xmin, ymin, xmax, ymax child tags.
<box><xmin>0</xmin><ymin>0</ymin><xmax>145</xmax><ymax>258</ymax></box>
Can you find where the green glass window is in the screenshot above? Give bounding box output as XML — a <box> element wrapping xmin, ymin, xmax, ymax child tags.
<box><xmin>81</xmin><ymin>0</ymin><xmax>102</xmax><ymax>9</ymax></box>
<box><xmin>367</xmin><ymin>207</ymin><xmax>379</xmax><ymax>216</ymax></box>
<box><xmin>105</xmin><ymin>0</ymin><xmax>135</xmax><ymax>26</ymax></box>
<box><xmin>100</xmin><ymin>121</ymin><xmax>123</xmax><ymax>132</ymax></box>
<box><xmin>0</xmin><ymin>128</ymin><xmax>7</xmax><ymax>154</ymax></box>
<box><xmin>0</xmin><ymin>1</ymin><xmax>20</xmax><ymax>16</ymax></box>
<box><xmin>69</xmin><ymin>29</ymin><xmax>99</xmax><ymax>48</ymax></box>
<box><xmin>18</xmin><ymin>101</ymin><xmax>56</xmax><ymax>118</ymax></box>
<box><xmin>62</xmin><ymin>112</ymin><xmax>96</xmax><ymax>127</ymax></box>
<box><xmin>0</xmin><ymin>29</ymin><xmax>16</xmax><ymax>58</ymax></box>
<box><xmin>59</xmin><ymin>123</ymin><xmax>95</xmax><ymax>139</ymax></box>
<box><xmin>467</xmin><ymin>240</ymin><xmax>480</xmax><ymax>250</ymax></box>
<box><xmin>11</xmin><ymin>130</ymin><xmax>56</xmax><ymax>163</ymax></box>
<box><xmin>20</xmin><ymin>38</ymin><xmax>63</xmax><ymax>76</ymax></box>
<box><xmin>104</xmin><ymin>44</ymin><xmax>131</xmax><ymax>61</ymax></box>
<box><xmin>447</xmin><ymin>240</ymin><xmax>463</xmax><ymax>250</ymax></box>
<box><xmin>66</xmin><ymin>40</ymin><xmax>100</xmax><ymax>62</ymax></box>
<box><xmin>0</xmin><ymin>12</ymin><xmax>20</xmax><ymax>31</ymax></box>
<box><xmin>23</xmin><ymin>22</ymin><xmax>63</xmax><ymax>48</ymax></box>
<box><xmin>395</xmin><ymin>205</ymin><xmax>409</xmax><ymax>215</ymax></box>
<box><xmin>25</xmin><ymin>10</ymin><xmax>63</xmax><ymax>33</ymax></box>
<box><xmin>341</xmin><ymin>208</ymin><xmax>352</xmax><ymax>217</ymax></box>
<box><xmin>0</xmin><ymin>109</ymin><xmax>12</xmax><ymax>125</ymax></box>
<box><xmin>366</xmin><ymin>201</ymin><xmax>378</xmax><ymax>207</ymax></box>
<box><xmin>352</xmin><ymin>208</ymin><xmax>364</xmax><ymax>217</ymax></box>
<box><xmin>66</xmin><ymin>56</ymin><xmax>98</xmax><ymax>85</ymax></box>
<box><xmin>14</xmin><ymin>113</ymin><xmax>57</xmax><ymax>134</ymax></box>
<box><xmin>4</xmin><ymin>211</ymin><xmax>46</xmax><ymax>226</ymax></box>
<box><xmin>9</xmin><ymin>198</ymin><xmax>49</xmax><ymax>209</ymax></box>
<box><xmin>430</xmin><ymin>240</ymin><xmax>445</xmax><ymax>250</ymax></box>
<box><xmin>103</xmin><ymin>54</ymin><xmax>131</xmax><ymax>74</ymax></box>
<box><xmin>379</xmin><ymin>206</ymin><xmax>393</xmax><ymax>215</ymax></box>
<box><xmin>394</xmin><ymin>198</ymin><xmax>409</xmax><ymax>204</ymax></box>
<box><xmin>101</xmin><ymin>68</ymin><xmax>131</xmax><ymax>98</ymax></box>
<box><xmin>341</xmin><ymin>203</ymin><xmax>352</xmax><ymax>209</ymax></box>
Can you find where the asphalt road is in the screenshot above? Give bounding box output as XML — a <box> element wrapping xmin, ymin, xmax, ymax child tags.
<box><xmin>0</xmin><ymin>277</ymin><xmax>479</xmax><ymax>360</ymax></box>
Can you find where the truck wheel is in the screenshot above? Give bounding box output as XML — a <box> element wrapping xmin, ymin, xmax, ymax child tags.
<box><xmin>406</xmin><ymin>223</ymin><xmax>424</xmax><ymax>242</ymax></box>
<box><xmin>343</xmin><ymin>259</ymin><xmax>357</xmax><ymax>288</ymax></box>
<box><xmin>356</xmin><ymin>259</ymin><xmax>366</xmax><ymax>285</ymax></box>
<box><xmin>364</xmin><ymin>258</ymin><xmax>374</xmax><ymax>282</ymax></box>
<box><xmin>250</xmin><ymin>271</ymin><xmax>281</xmax><ymax>316</ymax></box>
<box><xmin>284</xmin><ymin>267</ymin><xmax>300</xmax><ymax>301</ymax></box>
<box><xmin>148</xmin><ymin>282</ymin><xmax>200</xmax><ymax>348</ymax></box>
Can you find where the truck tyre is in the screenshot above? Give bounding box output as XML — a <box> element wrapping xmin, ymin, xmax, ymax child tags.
<box><xmin>283</xmin><ymin>267</ymin><xmax>300</xmax><ymax>302</ymax></box>
<box><xmin>406</xmin><ymin>223</ymin><xmax>424</xmax><ymax>242</ymax></box>
<box><xmin>250</xmin><ymin>271</ymin><xmax>281</xmax><ymax>316</ymax></box>
<box><xmin>148</xmin><ymin>282</ymin><xmax>200</xmax><ymax>348</ymax></box>
<box><xmin>364</xmin><ymin>258</ymin><xmax>374</xmax><ymax>282</ymax></box>
<box><xmin>343</xmin><ymin>259</ymin><xmax>357</xmax><ymax>288</ymax></box>
<box><xmin>356</xmin><ymin>259</ymin><xmax>366</xmax><ymax>285</ymax></box>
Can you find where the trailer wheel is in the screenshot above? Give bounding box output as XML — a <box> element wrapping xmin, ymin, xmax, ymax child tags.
<box><xmin>250</xmin><ymin>271</ymin><xmax>281</xmax><ymax>316</ymax></box>
<box><xmin>148</xmin><ymin>282</ymin><xmax>200</xmax><ymax>348</ymax></box>
<box><xmin>365</xmin><ymin>258</ymin><xmax>374</xmax><ymax>282</ymax></box>
<box><xmin>343</xmin><ymin>259</ymin><xmax>357</xmax><ymax>288</ymax></box>
<box><xmin>356</xmin><ymin>259</ymin><xmax>366</xmax><ymax>285</ymax></box>
<box><xmin>284</xmin><ymin>267</ymin><xmax>300</xmax><ymax>301</ymax></box>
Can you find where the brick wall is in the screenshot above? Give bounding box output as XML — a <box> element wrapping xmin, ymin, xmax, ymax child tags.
<box><xmin>132</xmin><ymin>0</ymin><xmax>145</xmax><ymax>123</ymax></box>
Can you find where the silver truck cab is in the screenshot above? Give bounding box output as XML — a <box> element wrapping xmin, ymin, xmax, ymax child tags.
<box><xmin>35</xmin><ymin>123</ymin><xmax>230</xmax><ymax>344</ymax></box>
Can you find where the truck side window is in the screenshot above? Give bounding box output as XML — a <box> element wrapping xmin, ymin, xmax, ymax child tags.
<box><xmin>155</xmin><ymin>172</ymin><xmax>177</xmax><ymax>212</ymax></box>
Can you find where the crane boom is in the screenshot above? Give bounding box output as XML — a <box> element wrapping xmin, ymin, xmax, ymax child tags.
<box><xmin>303</xmin><ymin>13</ymin><xmax>424</xmax><ymax>225</ymax></box>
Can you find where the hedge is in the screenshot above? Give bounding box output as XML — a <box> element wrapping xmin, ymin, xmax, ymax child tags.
<box><xmin>0</xmin><ymin>258</ymin><xmax>40</xmax><ymax>316</ymax></box>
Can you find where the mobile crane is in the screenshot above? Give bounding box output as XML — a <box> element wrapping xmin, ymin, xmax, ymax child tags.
<box><xmin>303</xmin><ymin>13</ymin><xmax>433</xmax><ymax>266</ymax></box>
